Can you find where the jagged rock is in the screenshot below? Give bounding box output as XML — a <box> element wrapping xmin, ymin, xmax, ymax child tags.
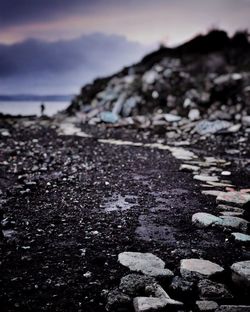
<box><xmin>118</xmin><ymin>252</ymin><xmax>174</xmax><ymax>279</ymax></box>
<box><xmin>216</xmin><ymin>306</ymin><xmax>250</xmax><ymax>312</ymax></box>
<box><xmin>195</xmin><ymin>120</ymin><xmax>232</xmax><ymax>135</ymax></box>
<box><xmin>133</xmin><ymin>297</ymin><xmax>166</xmax><ymax>312</ymax></box>
<box><xmin>231</xmin><ymin>261</ymin><xmax>250</xmax><ymax>290</ymax></box>
<box><xmin>231</xmin><ymin>233</ymin><xmax>250</xmax><ymax>243</ymax></box>
<box><xmin>133</xmin><ymin>283</ymin><xmax>183</xmax><ymax>312</ymax></box>
<box><xmin>100</xmin><ymin>111</ymin><xmax>119</xmax><ymax>123</ymax></box>
<box><xmin>106</xmin><ymin>288</ymin><xmax>131</xmax><ymax>311</ymax></box>
<box><xmin>192</xmin><ymin>213</ymin><xmax>222</xmax><ymax>228</ymax></box>
<box><xmin>198</xmin><ymin>279</ymin><xmax>233</xmax><ymax>300</ymax></box>
<box><xmin>216</xmin><ymin>192</ymin><xmax>250</xmax><ymax>208</ymax></box>
<box><xmin>196</xmin><ymin>300</ymin><xmax>219</xmax><ymax>311</ymax></box>
<box><xmin>180</xmin><ymin>259</ymin><xmax>224</xmax><ymax>279</ymax></box>
<box><xmin>219</xmin><ymin>216</ymin><xmax>249</xmax><ymax>232</ymax></box>
<box><xmin>119</xmin><ymin>274</ymin><xmax>155</xmax><ymax>296</ymax></box>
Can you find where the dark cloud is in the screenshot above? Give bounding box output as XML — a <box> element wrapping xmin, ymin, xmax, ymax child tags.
<box><xmin>0</xmin><ymin>33</ymin><xmax>152</xmax><ymax>94</ymax></box>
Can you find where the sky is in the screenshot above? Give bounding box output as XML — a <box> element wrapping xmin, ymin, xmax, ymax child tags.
<box><xmin>0</xmin><ymin>0</ymin><xmax>250</xmax><ymax>95</ymax></box>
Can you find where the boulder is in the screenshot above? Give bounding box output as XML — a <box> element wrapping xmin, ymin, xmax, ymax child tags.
<box><xmin>180</xmin><ymin>259</ymin><xmax>224</xmax><ymax>279</ymax></box>
<box><xmin>192</xmin><ymin>213</ymin><xmax>222</xmax><ymax>228</ymax></box>
<box><xmin>231</xmin><ymin>261</ymin><xmax>250</xmax><ymax>290</ymax></box>
<box><xmin>118</xmin><ymin>252</ymin><xmax>174</xmax><ymax>279</ymax></box>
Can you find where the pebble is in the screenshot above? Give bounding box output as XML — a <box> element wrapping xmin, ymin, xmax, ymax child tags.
<box><xmin>180</xmin><ymin>259</ymin><xmax>224</xmax><ymax>279</ymax></box>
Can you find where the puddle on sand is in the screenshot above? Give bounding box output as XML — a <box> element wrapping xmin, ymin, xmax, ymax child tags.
<box><xmin>101</xmin><ymin>193</ymin><xmax>138</xmax><ymax>212</ymax></box>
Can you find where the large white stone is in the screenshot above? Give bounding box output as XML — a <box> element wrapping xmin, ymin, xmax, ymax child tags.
<box><xmin>231</xmin><ymin>261</ymin><xmax>250</xmax><ymax>290</ymax></box>
<box><xmin>118</xmin><ymin>252</ymin><xmax>173</xmax><ymax>278</ymax></box>
<box><xmin>232</xmin><ymin>233</ymin><xmax>250</xmax><ymax>243</ymax></box>
<box><xmin>180</xmin><ymin>259</ymin><xmax>224</xmax><ymax>279</ymax></box>
<box><xmin>192</xmin><ymin>213</ymin><xmax>222</xmax><ymax>228</ymax></box>
<box><xmin>216</xmin><ymin>192</ymin><xmax>250</xmax><ymax>207</ymax></box>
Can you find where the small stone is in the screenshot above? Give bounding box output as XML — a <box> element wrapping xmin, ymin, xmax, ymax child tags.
<box><xmin>188</xmin><ymin>108</ymin><xmax>200</xmax><ymax>121</ymax></box>
<box><xmin>216</xmin><ymin>305</ymin><xmax>250</xmax><ymax>312</ymax></box>
<box><xmin>100</xmin><ymin>111</ymin><xmax>119</xmax><ymax>124</ymax></box>
<box><xmin>194</xmin><ymin>175</ymin><xmax>219</xmax><ymax>182</ymax></box>
<box><xmin>232</xmin><ymin>233</ymin><xmax>250</xmax><ymax>243</ymax></box>
<box><xmin>195</xmin><ymin>120</ymin><xmax>232</xmax><ymax>135</ymax></box>
<box><xmin>164</xmin><ymin>113</ymin><xmax>182</xmax><ymax>122</ymax></box>
<box><xmin>196</xmin><ymin>300</ymin><xmax>219</xmax><ymax>311</ymax></box>
<box><xmin>221</xmin><ymin>171</ymin><xmax>231</xmax><ymax>176</ymax></box>
<box><xmin>180</xmin><ymin>259</ymin><xmax>224</xmax><ymax>279</ymax></box>
<box><xmin>118</xmin><ymin>252</ymin><xmax>174</xmax><ymax>279</ymax></box>
<box><xmin>231</xmin><ymin>261</ymin><xmax>250</xmax><ymax>290</ymax></box>
<box><xmin>180</xmin><ymin>164</ymin><xmax>200</xmax><ymax>172</ymax></box>
<box><xmin>192</xmin><ymin>213</ymin><xmax>222</xmax><ymax>228</ymax></box>
<box><xmin>198</xmin><ymin>279</ymin><xmax>233</xmax><ymax>300</ymax></box>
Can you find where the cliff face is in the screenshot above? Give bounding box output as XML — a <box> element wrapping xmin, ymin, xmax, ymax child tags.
<box><xmin>66</xmin><ymin>30</ymin><xmax>250</xmax><ymax>125</ymax></box>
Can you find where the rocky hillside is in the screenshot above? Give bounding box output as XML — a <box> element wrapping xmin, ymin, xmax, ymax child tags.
<box><xmin>66</xmin><ymin>30</ymin><xmax>250</xmax><ymax>129</ymax></box>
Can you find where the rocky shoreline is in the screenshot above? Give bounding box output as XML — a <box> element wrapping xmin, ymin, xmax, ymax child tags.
<box><xmin>1</xmin><ymin>30</ymin><xmax>250</xmax><ymax>312</ymax></box>
<box><xmin>0</xmin><ymin>114</ymin><xmax>249</xmax><ymax>311</ymax></box>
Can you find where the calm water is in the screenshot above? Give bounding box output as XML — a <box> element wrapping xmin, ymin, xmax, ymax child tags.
<box><xmin>0</xmin><ymin>101</ymin><xmax>70</xmax><ymax>117</ymax></box>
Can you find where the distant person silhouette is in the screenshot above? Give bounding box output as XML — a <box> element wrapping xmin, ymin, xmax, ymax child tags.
<box><xmin>40</xmin><ymin>103</ymin><xmax>45</xmax><ymax>116</ymax></box>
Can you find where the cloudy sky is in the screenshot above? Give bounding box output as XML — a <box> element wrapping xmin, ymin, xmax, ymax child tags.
<box><xmin>0</xmin><ymin>0</ymin><xmax>250</xmax><ymax>95</ymax></box>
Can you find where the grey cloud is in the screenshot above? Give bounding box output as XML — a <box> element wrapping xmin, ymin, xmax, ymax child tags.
<box><xmin>0</xmin><ymin>33</ymin><xmax>152</xmax><ymax>94</ymax></box>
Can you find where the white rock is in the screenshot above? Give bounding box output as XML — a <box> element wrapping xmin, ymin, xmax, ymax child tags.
<box><xmin>194</xmin><ymin>175</ymin><xmax>219</xmax><ymax>182</ymax></box>
<box><xmin>216</xmin><ymin>192</ymin><xmax>250</xmax><ymax>207</ymax></box>
<box><xmin>196</xmin><ymin>300</ymin><xmax>219</xmax><ymax>311</ymax></box>
<box><xmin>142</xmin><ymin>70</ymin><xmax>158</xmax><ymax>85</ymax></box>
<box><xmin>220</xmin><ymin>216</ymin><xmax>249</xmax><ymax>232</ymax></box>
<box><xmin>232</xmin><ymin>233</ymin><xmax>250</xmax><ymax>243</ymax></box>
<box><xmin>133</xmin><ymin>297</ymin><xmax>166</xmax><ymax>312</ymax></box>
<box><xmin>180</xmin><ymin>259</ymin><xmax>224</xmax><ymax>279</ymax></box>
<box><xmin>164</xmin><ymin>113</ymin><xmax>182</xmax><ymax>122</ymax></box>
<box><xmin>188</xmin><ymin>109</ymin><xmax>200</xmax><ymax>121</ymax></box>
<box><xmin>231</xmin><ymin>261</ymin><xmax>250</xmax><ymax>289</ymax></box>
<box><xmin>242</xmin><ymin>116</ymin><xmax>250</xmax><ymax>127</ymax></box>
<box><xmin>180</xmin><ymin>164</ymin><xmax>200</xmax><ymax>172</ymax></box>
<box><xmin>192</xmin><ymin>213</ymin><xmax>222</xmax><ymax>228</ymax></box>
<box><xmin>118</xmin><ymin>252</ymin><xmax>173</xmax><ymax>278</ymax></box>
<box><xmin>221</xmin><ymin>171</ymin><xmax>231</xmax><ymax>176</ymax></box>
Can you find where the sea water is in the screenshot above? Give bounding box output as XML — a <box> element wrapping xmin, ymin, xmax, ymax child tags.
<box><xmin>0</xmin><ymin>101</ymin><xmax>70</xmax><ymax>117</ymax></box>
